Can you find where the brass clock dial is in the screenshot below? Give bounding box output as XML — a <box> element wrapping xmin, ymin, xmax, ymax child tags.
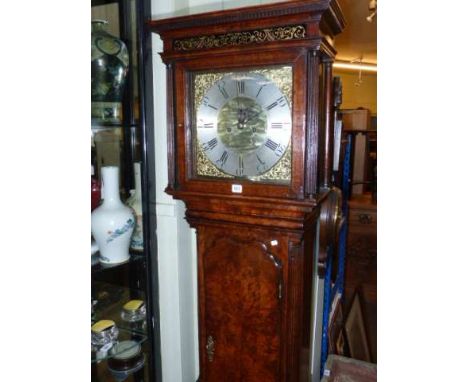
<box><xmin>195</xmin><ymin>71</ymin><xmax>292</xmax><ymax>178</ymax></box>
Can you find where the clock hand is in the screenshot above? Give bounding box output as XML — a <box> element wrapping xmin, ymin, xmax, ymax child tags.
<box><xmin>237</xmin><ymin>103</ymin><xmax>249</xmax><ymax>129</ymax></box>
<box><xmin>235</xmin><ymin>105</ymin><xmax>242</xmax><ymax>130</ymax></box>
<box><xmin>244</xmin><ymin>110</ymin><xmax>262</xmax><ymax>124</ymax></box>
<box><xmin>237</xmin><ymin>99</ymin><xmax>245</xmax><ymax>120</ymax></box>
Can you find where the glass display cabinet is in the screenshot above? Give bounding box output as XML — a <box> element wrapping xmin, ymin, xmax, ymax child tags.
<box><xmin>91</xmin><ymin>0</ymin><xmax>160</xmax><ymax>380</ymax></box>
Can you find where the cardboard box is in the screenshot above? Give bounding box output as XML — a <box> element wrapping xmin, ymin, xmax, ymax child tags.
<box><xmin>341</xmin><ymin>109</ymin><xmax>371</xmax><ymax>131</ymax></box>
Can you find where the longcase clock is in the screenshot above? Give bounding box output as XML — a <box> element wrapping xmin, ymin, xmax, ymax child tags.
<box><xmin>150</xmin><ymin>1</ymin><xmax>345</xmax><ymax>381</ymax></box>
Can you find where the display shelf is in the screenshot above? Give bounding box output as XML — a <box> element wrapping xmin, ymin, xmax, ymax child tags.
<box><xmin>92</xmin><ymin>347</ymin><xmax>151</xmax><ymax>382</ymax></box>
<box><xmin>91</xmin><ymin>0</ymin><xmax>118</xmax><ymax>6</ymax></box>
<box><xmin>91</xmin><ymin>123</ymin><xmax>124</xmax><ymax>132</ymax></box>
<box><xmin>92</xmin><ymin>121</ymin><xmax>140</xmax><ymax>130</ymax></box>
<box><xmin>91</xmin><ymin>0</ymin><xmax>160</xmax><ymax>379</ymax></box>
<box><xmin>91</xmin><ymin>327</ymin><xmax>148</xmax><ymax>364</ymax></box>
<box><xmin>92</xmin><ymin>280</ymin><xmax>148</xmax><ymax>335</ymax></box>
<box><xmin>92</xmin><ymin>252</ymin><xmax>145</xmax><ymax>273</ymax></box>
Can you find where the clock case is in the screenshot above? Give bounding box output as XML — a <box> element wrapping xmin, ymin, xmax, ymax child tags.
<box><xmin>150</xmin><ymin>1</ymin><xmax>345</xmax><ymax>381</ymax></box>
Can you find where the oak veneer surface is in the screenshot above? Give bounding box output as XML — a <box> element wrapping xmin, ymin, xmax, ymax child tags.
<box><xmin>203</xmin><ymin>231</ymin><xmax>282</xmax><ymax>381</ymax></box>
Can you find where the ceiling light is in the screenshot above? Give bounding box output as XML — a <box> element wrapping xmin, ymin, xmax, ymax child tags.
<box><xmin>367</xmin><ymin>0</ymin><xmax>377</xmax><ymax>22</ymax></box>
<box><xmin>333</xmin><ymin>61</ymin><xmax>377</xmax><ymax>72</ymax></box>
<box><xmin>367</xmin><ymin>11</ymin><xmax>376</xmax><ymax>23</ymax></box>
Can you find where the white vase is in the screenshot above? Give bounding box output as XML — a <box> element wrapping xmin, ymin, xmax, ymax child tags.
<box><xmin>91</xmin><ymin>166</ymin><xmax>135</xmax><ymax>265</ymax></box>
<box><xmin>126</xmin><ymin>162</ymin><xmax>144</xmax><ymax>252</ymax></box>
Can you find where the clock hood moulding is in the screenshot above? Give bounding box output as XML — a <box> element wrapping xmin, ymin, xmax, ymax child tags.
<box><xmin>149</xmin><ymin>0</ymin><xmax>345</xmax><ymax>33</ymax></box>
<box><xmin>149</xmin><ymin>0</ymin><xmax>346</xmax><ymax>61</ymax></box>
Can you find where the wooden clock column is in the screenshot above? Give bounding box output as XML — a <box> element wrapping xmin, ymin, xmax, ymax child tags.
<box><xmin>150</xmin><ymin>1</ymin><xmax>345</xmax><ymax>381</ymax></box>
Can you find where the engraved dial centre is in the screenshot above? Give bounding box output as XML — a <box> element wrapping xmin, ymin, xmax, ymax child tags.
<box><xmin>217</xmin><ymin>97</ymin><xmax>267</xmax><ymax>154</ymax></box>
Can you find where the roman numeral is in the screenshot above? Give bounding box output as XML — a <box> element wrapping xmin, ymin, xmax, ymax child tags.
<box><xmin>277</xmin><ymin>96</ymin><xmax>287</xmax><ymax>107</ymax></box>
<box><xmin>237</xmin><ymin>81</ymin><xmax>245</xmax><ymax>95</ymax></box>
<box><xmin>265</xmin><ymin>139</ymin><xmax>279</xmax><ymax>151</ymax></box>
<box><xmin>256</xmin><ymin>154</ymin><xmax>267</xmax><ymax>172</ymax></box>
<box><xmin>236</xmin><ymin>156</ymin><xmax>244</xmax><ymax>176</ymax></box>
<box><xmin>202</xmin><ymin>96</ymin><xmax>218</xmax><ymax>110</ymax></box>
<box><xmin>202</xmin><ymin>138</ymin><xmax>218</xmax><ymax>151</ymax></box>
<box><xmin>256</xmin><ymin>85</ymin><xmax>266</xmax><ymax>99</ymax></box>
<box><xmin>216</xmin><ymin>150</ymin><xmax>229</xmax><ymax>167</ymax></box>
<box><xmin>275</xmin><ymin>144</ymin><xmax>286</xmax><ymax>157</ymax></box>
<box><xmin>265</xmin><ymin>139</ymin><xmax>286</xmax><ymax>157</ymax></box>
<box><xmin>266</xmin><ymin>96</ymin><xmax>287</xmax><ymax>111</ymax></box>
<box><xmin>218</xmin><ymin>83</ymin><xmax>229</xmax><ymax>99</ymax></box>
<box><xmin>266</xmin><ymin>101</ymin><xmax>278</xmax><ymax>111</ymax></box>
<box><xmin>271</xmin><ymin>122</ymin><xmax>283</xmax><ymax>129</ymax></box>
<box><xmin>265</xmin><ymin>139</ymin><xmax>285</xmax><ymax>157</ymax></box>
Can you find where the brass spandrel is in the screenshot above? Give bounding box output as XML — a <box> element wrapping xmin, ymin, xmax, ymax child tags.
<box><xmin>197</xmin><ymin>150</ymin><xmax>233</xmax><ymax>179</ymax></box>
<box><xmin>249</xmin><ymin>144</ymin><xmax>291</xmax><ymax>183</ymax></box>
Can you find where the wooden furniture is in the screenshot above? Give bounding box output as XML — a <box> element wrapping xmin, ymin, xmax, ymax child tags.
<box><xmin>341</xmin><ymin>108</ymin><xmax>376</xmax><ymax>196</ymax></box>
<box><xmin>341</xmin><ymin>109</ymin><xmax>371</xmax><ymax>132</ymax></box>
<box><xmin>343</xmin><ymin>129</ymin><xmax>377</xmax><ymax>197</ymax></box>
<box><xmin>150</xmin><ymin>1</ymin><xmax>345</xmax><ymax>381</ymax></box>
<box><xmin>91</xmin><ymin>0</ymin><xmax>161</xmax><ymax>381</ymax></box>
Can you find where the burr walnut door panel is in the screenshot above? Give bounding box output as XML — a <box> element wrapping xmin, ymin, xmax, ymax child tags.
<box><xmin>200</xmin><ymin>229</ymin><xmax>284</xmax><ymax>382</ymax></box>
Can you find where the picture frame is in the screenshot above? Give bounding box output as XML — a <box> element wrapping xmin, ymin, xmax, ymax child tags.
<box><xmin>328</xmin><ymin>297</ymin><xmax>347</xmax><ymax>356</ymax></box>
<box><xmin>344</xmin><ymin>292</ymin><xmax>372</xmax><ymax>362</ymax></box>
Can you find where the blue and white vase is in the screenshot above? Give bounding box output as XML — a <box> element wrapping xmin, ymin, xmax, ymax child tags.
<box><xmin>91</xmin><ymin>20</ymin><xmax>129</xmax><ymax>124</ymax></box>
<box><xmin>91</xmin><ymin>166</ymin><xmax>135</xmax><ymax>265</ymax></box>
<box><xmin>126</xmin><ymin>162</ymin><xmax>144</xmax><ymax>252</ymax></box>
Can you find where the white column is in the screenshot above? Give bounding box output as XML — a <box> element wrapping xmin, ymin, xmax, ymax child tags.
<box><xmin>309</xmin><ymin>222</ymin><xmax>324</xmax><ymax>382</ymax></box>
<box><xmin>152</xmin><ymin>1</ymin><xmax>198</xmax><ymax>381</ymax></box>
<box><xmin>310</xmin><ymin>277</ymin><xmax>324</xmax><ymax>382</ymax></box>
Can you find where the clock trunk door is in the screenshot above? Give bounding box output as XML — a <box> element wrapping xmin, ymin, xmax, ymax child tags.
<box><xmin>200</xmin><ymin>229</ymin><xmax>283</xmax><ymax>382</ymax></box>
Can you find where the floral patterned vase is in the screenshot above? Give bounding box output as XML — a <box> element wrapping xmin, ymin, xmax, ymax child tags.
<box><xmin>126</xmin><ymin>162</ymin><xmax>144</xmax><ymax>252</ymax></box>
<box><xmin>91</xmin><ymin>20</ymin><xmax>129</xmax><ymax>124</ymax></box>
<box><xmin>91</xmin><ymin>166</ymin><xmax>135</xmax><ymax>265</ymax></box>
